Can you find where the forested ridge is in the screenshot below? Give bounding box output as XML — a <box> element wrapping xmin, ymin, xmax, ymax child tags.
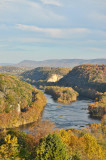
<box><xmin>58</xmin><ymin>64</ymin><xmax>106</xmax><ymax>118</ymax></box>
<box><xmin>0</xmin><ymin>74</ymin><xmax>46</xmax><ymax>129</ymax></box>
<box><xmin>58</xmin><ymin>64</ymin><xmax>106</xmax><ymax>92</ymax></box>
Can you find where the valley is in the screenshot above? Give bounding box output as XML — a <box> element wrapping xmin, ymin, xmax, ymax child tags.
<box><xmin>0</xmin><ymin>0</ymin><xmax>106</xmax><ymax>158</ymax></box>
<box><xmin>0</xmin><ymin>63</ymin><xmax>105</xmax><ymax>160</ymax></box>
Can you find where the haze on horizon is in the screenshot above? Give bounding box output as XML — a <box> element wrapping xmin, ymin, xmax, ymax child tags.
<box><xmin>0</xmin><ymin>0</ymin><xmax>106</xmax><ymax>63</ymax></box>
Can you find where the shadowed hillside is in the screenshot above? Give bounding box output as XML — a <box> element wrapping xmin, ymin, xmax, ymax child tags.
<box><xmin>58</xmin><ymin>64</ymin><xmax>106</xmax><ymax>93</ymax></box>
<box><xmin>21</xmin><ymin>67</ymin><xmax>71</xmax><ymax>84</ymax></box>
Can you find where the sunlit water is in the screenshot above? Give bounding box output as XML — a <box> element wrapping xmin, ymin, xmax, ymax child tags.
<box><xmin>42</xmin><ymin>93</ymin><xmax>100</xmax><ymax>129</ymax></box>
<box><xmin>19</xmin><ymin>92</ymin><xmax>100</xmax><ymax>133</ymax></box>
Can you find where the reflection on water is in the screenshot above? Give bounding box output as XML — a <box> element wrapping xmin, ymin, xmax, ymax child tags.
<box><xmin>42</xmin><ymin>93</ymin><xmax>100</xmax><ymax>129</ymax></box>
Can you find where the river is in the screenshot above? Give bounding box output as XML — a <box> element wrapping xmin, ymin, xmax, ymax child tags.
<box><xmin>19</xmin><ymin>92</ymin><xmax>100</xmax><ymax>133</ymax></box>
<box><xmin>42</xmin><ymin>93</ymin><xmax>100</xmax><ymax>129</ymax></box>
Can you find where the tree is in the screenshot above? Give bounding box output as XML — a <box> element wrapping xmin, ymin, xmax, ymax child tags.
<box><xmin>35</xmin><ymin>133</ymin><xmax>68</xmax><ymax>160</ymax></box>
<box><xmin>83</xmin><ymin>133</ymin><xmax>105</xmax><ymax>160</ymax></box>
<box><xmin>0</xmin><ymin>134</ymin><xmax>20</xmax><ymax>160</ymax></box>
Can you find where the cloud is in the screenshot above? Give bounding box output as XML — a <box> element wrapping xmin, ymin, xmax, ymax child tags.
<box><xmin>0</xmin><ymin>0</ymin><xmax>64</xmax><ymax>25</ymax></box>
<box><xmin>16</xmin><ymin>24</ymin><xmax>62</xmax><ymax>38</ymax></box>
<box><xmin>16</xmin><ymin>24</ymin><xmax>90</xmax><ymax>38</ymax></box>
<box><xmin>0</xmin><ymin>0</ymin><xmax>106</xmax><ymax>61</ymax></box>
<box><xmin>41</xmin><ymin>0</ymin><xmax>62</xmax><ymax>6</ymax></box>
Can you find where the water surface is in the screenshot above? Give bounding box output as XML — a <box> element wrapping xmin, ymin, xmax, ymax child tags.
<box><xmin>42</xmin><ymin>93</ymin><xmax>100</xmax><ymax>129</ymax></box>
<box><xmin>19</xmin><ymin>93</ymin><xmax>100</xmax><ymax>133</ymax></box>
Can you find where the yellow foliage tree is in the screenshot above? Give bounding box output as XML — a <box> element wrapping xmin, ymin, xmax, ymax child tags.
<box><xmin>83</xmin><ymin>133</ymin><xmax>105</xmax><ymax>160</ymax></box>
<box><xmin>0</xmin><ymin>134</ymin><xmax>21</xmax><ymax>160</ymax></box>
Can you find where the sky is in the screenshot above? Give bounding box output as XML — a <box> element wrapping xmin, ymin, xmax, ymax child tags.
<box><xmin>0</xmin><ymin>0</ymin><xmax>106</xmax><ymax>63</ymax></box>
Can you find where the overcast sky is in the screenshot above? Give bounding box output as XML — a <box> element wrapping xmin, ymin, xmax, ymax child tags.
<box><xmin>0</xmin><ymin>0</ymin><xmax>106</xmax><ymax>63</ymax></box>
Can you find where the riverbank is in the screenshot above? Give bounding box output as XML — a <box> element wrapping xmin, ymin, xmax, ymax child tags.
<box><xmin>13</xmin><ymin>93</ymin><xmax>100</xmax><ymax>134</ymax></box>
<box><xmin>0</xmin><ymin>89</ymin><xmax>47</xmax><ymax>129</ymax></box>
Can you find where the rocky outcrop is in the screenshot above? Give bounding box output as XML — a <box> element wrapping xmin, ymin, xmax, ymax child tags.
<box><xmin>47</xmin><ymin>74</ymin><xmax>63</xmax><ymax>82</ymax></box>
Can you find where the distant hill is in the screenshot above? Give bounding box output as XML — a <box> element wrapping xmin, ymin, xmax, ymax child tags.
<box><xmin>1</xmin><ymin>59</ymin><xmax>106</xmax><ymax>68</ymax></box>
<box><xmin>16</xmin><ymin>59</ymin><xmax>106</xmax><ymax>68</ymax></box>
<box><xmin>0</xmin><ymin>63</ymin><xmax>14</xmax><ymax>66</ymax></box>
<box><xmin>0</xmin><ymin>66</ymin><xmax>30</xmax><ymax>76</ymax></box>
<box><xmin>21</xmin><ymin>67</ymin><xmax>71</xmax><ymax>83</ymax></box>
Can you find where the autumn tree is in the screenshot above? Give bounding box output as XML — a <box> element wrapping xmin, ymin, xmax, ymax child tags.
<box><xmin>0</xmin><ymin>134</ymin><xmax>19</xmax><ymax>160</ymax></box>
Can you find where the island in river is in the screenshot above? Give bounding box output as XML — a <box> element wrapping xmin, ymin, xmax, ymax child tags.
<box><xmin>44</xmin><ymin>86</ymin><xmax>79</xmax><ymax>104</ymax></box>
